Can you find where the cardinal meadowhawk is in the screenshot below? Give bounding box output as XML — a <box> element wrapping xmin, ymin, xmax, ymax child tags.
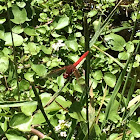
<box><xmin>49</xmin><ymin>51</ymin><xmax>89</xmax><ymax>79</ymax></box>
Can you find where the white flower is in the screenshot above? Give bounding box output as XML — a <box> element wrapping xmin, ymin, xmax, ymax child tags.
<box><xmin>51</xmin><ymin>40</ymin><xmax>65</xmax><ymax>51</ymax></box>
<box><xmin>60</xmin><ymin>131</ymin><xmax>67</xmax><ymax>137</ymax></box>
<box><xmin>59</xmin><ymin>120</ymin><xmax>65</xmax><ymax>124</ymax></box>
<box><xmin>55</xmin><ymin>125</ymin><xmax>61</xmax><ymax>131</ymax></box>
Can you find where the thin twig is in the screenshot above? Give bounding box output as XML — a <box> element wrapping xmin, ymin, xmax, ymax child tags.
<box><xmin>44</xmin><ymin>79</ymin><xmax>70</xmax><ymax>108</ymax></box>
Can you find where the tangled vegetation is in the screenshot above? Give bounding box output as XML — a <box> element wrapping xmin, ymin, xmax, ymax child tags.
<box><xmin>0</xmin><ymin>0</ymin><xmax>140</xmax><ymax>139</ymax></box>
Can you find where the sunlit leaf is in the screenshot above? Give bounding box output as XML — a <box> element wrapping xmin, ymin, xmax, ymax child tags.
<box><xmin>65</xmin><ymin>39</ymin><xmax>78</xmax><ymax>52</ymax></box>
<box><xmin>24</xmin><ymin>26</ymin><xmax>36</xmax><ymax>36</ymax></box>
<box><xmin>31</xmin><ymin>64</ymin><xmax>47</xmax><ymax>77</ymax></box>
<box><xmin>11</xmin><ymin>5</ymin><xmax>27</xmax><ymax>24</ymax></box>
<box><xmin>104</xmin><ymin>72</ymin><xmax>116</xmax><ymax>88</ymax></box>
<box><xmin>4</xmin><ymin>32</ymin><xmax>23</xmax><ymax>46</ymax></box>
<box><xmin>24</xmin><ymin>72</ymin><xmax>35</xmax><ymax>82</ymax></box>
<box><xmin>104</xmin><ymin>33</ymin><xmax>126</xmax><ymax>51</ymax></box>
<box><xmin>9</xmin><ymin>113</ymin><xmax>32</xmax><ymax>132</ymax></box>
<box><xmin>0</xmin><ymin>57</ymin><xmax>9</xmax><ymax>73</ymax></box>
<box><xmin>118</xmin><ymin>52</ymin><xmax>130</xmax><ymax>60</ymax></box>
<box><xmin>55</xmin><ymin>16</ymin><xmax>69</xmax><ymax>30</ymax></box>
<box><xmin>129</xmin><ymin>121</ymin><xmax>140</xmax><ymax>138</ymax></box>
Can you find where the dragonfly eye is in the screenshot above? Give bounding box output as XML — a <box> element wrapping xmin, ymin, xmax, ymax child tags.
<box><xmin>63</xmin><ymin>73</ymin><xmax>69</xmax><ymax>79</ymax></box>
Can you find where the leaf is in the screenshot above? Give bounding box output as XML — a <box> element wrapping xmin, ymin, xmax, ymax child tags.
<box><xmin>6</xmin><ymin>129</ymin><xmax>26</xmax><ymax>140</ymax></box>
<box><xmin>55</xmin><ymin>16</ymin><xmax>69</xmax><ymax>30</ymax></box>
<box><xmin>0</xmin><ymin>25</ymin><xmax>4</xmax><ymax>40</ymax></box>
<box><xmin>24</xmin><ymin>26</ymin><xmax>36</xmax><ymax>36</ymax></box>
<box><xmin>104</xmin><ymin>33</ymin><xmax>126</xmax><ymax>51</ymax></box>
<box><xmin>88</xmin><ymin>10</ymin><xmax>97</xmax><ymax>17</ymax></box>
<box><xmin>21</xmin><ymin>104</ymin><xmax>37</xmax><ymax>116</ymax></box>
<box><xmin>0</xmin><ymin>17</ymin><xmax>6</xmax><ymax>24</ymax></box>
<box><xmin>19</xmin><ymin>79</ymin><xmax>30</xmax><ymax>91</ymax></box>
<box><xmin>65</xmin><ymin>39</ymin><xmax>78</xmax><ymax>52</ymax></box>
<box><xmin>11</xmin><ymin>5</ymin><xmax>27</xmax><ymax>24</ymax></box>
<box><xmin>9</xmin><ymin>113</ymin><xmax>32</xmax><ymax>132</ymax></box>
<box><xmin>129</xmin><ymin>121</ymin><xmax>140</xmax><ymax>138</ymax></box>
<box><xmin>104</xmin><ymin>72</ymin><xmax>116</xmax><ymax>88</ymax></box>
<box><xmin>12</xmin><ymin>25</ymin><xmax>24</xmax><ymax>34</ymax></box>
<box><xmin>0</xmin><ymin>56</ymin><xmax>9</xmax><ymax>73</ymax></box>
<box><xmin>4</xmin><ymin>32</ymin><xmax>23</xmax><ymax>46</ymax></box>
<box><xmin>31</xmin><ymin>64</ymin><xmax>47</xmax><ymax>77</ymax></box>
<box><xmin>26</xmin><ymin>42</ymin><xmax>40</xmax><ymax>55</ymax></box>
<box><xmin>41</xmin><ymin>45</ymin><xmax>52</xmax><ymax>54</ymax></box>
<box><xmin>24</xmin><ymin>72</ymin><xmax>35</xmax><ymax>82</ymax></box>
<box><xmin>118</xmin><ymin>52</ymin><xmax>130</xmax><ymax>60</ymax></box>
<box><xmin>125</xmin><ymin>41</ymin><xmax>134</xmax><ymax>53</ymax></box>
<box><xmin>92</xmin><ymin>70</ymin><xmax>103</xmax><ymax>80</ymax></box>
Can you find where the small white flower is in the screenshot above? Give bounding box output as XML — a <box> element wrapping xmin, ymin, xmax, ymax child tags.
<box><xmin>60</xmin><ymin>131</ymin><xmax>67</xmax><ymax>137</ymax></box>
<box><xmin>51</xmin><ymin>40</ymin><xmax>65</xmax><ymax>51</ymax></box>
<box><xmin>52</xmin><ymin>43</ymin><xmax>59</xmax><ymax>51</ymax></box>
<box><xmin>59</xmin><ymin>120</ymin><xmax>65</xmax><ymax>124</ymax></box>
<box><xmin>55</xmin><ymin>125</ymin><xmax>61</xmax><ymax>131</ymax></box>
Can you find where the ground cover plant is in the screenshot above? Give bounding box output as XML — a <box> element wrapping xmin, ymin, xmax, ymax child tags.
<box><xmin>0</xmin><ymin>0</ymin><xmax>140</xmax><ymax>139</ymax></box>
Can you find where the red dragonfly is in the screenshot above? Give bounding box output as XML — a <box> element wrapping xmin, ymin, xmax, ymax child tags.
<box><xmin>49</xmin><ymin>51</ymin><xmax>89</xmax><ymax>79</ymax></box>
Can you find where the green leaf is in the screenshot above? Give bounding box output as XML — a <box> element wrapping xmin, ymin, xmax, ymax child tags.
<box><xmin>104</xmin><ymin>72</ymin><xmax>116</xmax><ymax>88</ymax></box>
<box><xmin>9</xmin><ymin>113</ymin><xmax>32</xmax><ymax>132</ymax></box>
<box><xmin>65</xmin><ymin>39</ymin><xmax>78</xmax><ymax>52</ymax></box>
<box><xmin>6</xmin><ymin>129</ymin><xmax>26</xmax><ymax>140</ymax></box>
<box><xmin>118</xmin><ymin>52</ymin><xmax>130</xmax><ymax>60</ymax></box>
<box><xmin>92</xmin><ymin>70</ymin><xmax>103</xmax><ymax>80</ymax></box>
<box><xmin>12</xmin><ymin>25</ymin><xmax>23</xmax><ymax>34</ymax></box>
<box><xmin>21</xmin><ymin>104</ymin><xmax>37</xmax><ymax>116</ymax></box>
<box><xmin>11</xmin><ymin>5</ymin><xmax>27</xmax><ymax>24</ymax></box>
<box><xmin>31</xmin><ymin>64</ymin><xmax>46</xmax><ymax>77</ymax></box>
<box><xmin>24</xmin><ymin>72</ymin><xmax>35</xmax><ymax>82</ymax></box>
<box><xmin>0</xmin><ymin>17</ymin><xmax>6</xmax><ymax>24</ymax></box>
<box><xmin>26</xmin><ymin>42</ymin><xmax>40</xmax><ymax>55</ymax></box>
<box><xmin>0</xmin><ymin>25</ymin><xmax>4</xmax><ymax>40</ymax></box>
<box><xmin>88</xmin><ymin>10</ymin><xmax>97</xmax><ymax>17</ymax></box>
<box><xmin>0</xmin><ymin>57</ymin><xmax>9</xmax><ymax>73</ymax></box>
<box><xmin>16</xmin><ymin>2</ymin><xmax>26</xmax><ymax>8</ymax></box>
<box><xmin>129</xmin><ymin>121</ymin><xmax>140</xmax><ymax>138</ymax></box>
<box><xmin>55</xmin><ymin>16</ymin><xmax>69</xmax><ymax>30</ymax></box>
<box><xmin>19</xmin><ymin>79</ymin><xmax>30</xmax><ymax>91</ymax></box>
<box><xmin>125</xmin><ymin>41</ymin><xmax>134</xmax><ymax>53</ymax></box>
<box><xmin>104</xmin><ymin>33</ymin><xmax>126</xmax><ymax>51</ymax></box>
<box><xmin>4</xmin><ymin>32</ymin><xmax>23</xmax><ymax>46</ymax></box>
<box><xmin>41</xmin><ymin>45</ymin><xmax>52</xmax><ymax>54</ymax></box>
<box><xmin>24</xmin><ymin>26</ymin><xmax>36</xmax><ymax>36</ymax></box>
<box><xmin>36</xmin><ymin>27</ymin><xmax>46</xmax><ymax>34</ymax></box>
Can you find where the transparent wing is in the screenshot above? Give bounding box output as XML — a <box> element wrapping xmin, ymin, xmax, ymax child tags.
<box><xmin>48</xmin><ymin>66</ymin><xmax>66</xmax><ymax>78</ymax></box>
<box><xmin>73</xmin><ymin>68</ymin><xmax>81</xmax><ymax>79</ymax></box>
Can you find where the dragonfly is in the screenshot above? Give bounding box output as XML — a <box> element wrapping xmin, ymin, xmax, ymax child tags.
<box><xmin>49</xmin><ymin>51</ymin><xmax>89</xmax><ymax>79</ymax></box>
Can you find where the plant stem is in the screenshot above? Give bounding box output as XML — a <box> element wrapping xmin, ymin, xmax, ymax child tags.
<box><xmin>5</xmin><ymin>1</ymin><xmax>20</xmax><ymax>101</ymax></box>
<box><xmin>32</xmin><ymin>83</ymin><xmax>58</xmax><ymax>140</ymax></box>
<box><xmin>84</xmin><ymin>14</ymin><xmax>90</xmax><ymax>139</ymax></box>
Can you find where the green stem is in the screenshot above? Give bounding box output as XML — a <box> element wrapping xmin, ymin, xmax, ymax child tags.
<box><xmin>92</xmin><ymin>44</ymin><xmax>125</xmax><ymax>69</ymax></box>
<box><xmin>44</xmin><ymin>78</ymin><xmax>70</xmax><ymax>108</ymax></box>
<box><xmin>84</xmin><ymin>14</ymin><xmax>90</xmax><ymax>139</ymax></box>
<box><xmin>5</xmin><ymin>1</ymin><xmax>20</xmax><ymax>101</ymax></box>
<box><xmin>32</xmin><ymin>83</ymin><xmax>58</xmax><ymax>140</ymax></box>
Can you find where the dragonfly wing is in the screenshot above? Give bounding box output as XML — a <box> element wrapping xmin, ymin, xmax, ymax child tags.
<box><xmin>73</xmin><ymin>68</ymin><xmax>81</xmax><ymax>79</ymax></box>
<box><xmin>48</xmin><ymin>66</ymin><xmax>66</xmax><ymax>78</ymax></box>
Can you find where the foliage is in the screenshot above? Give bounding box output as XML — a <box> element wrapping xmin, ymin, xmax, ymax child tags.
<box><xmin>0</xmin><ymin>0</ymin><xmax>140</xmax><ymax>139</ymax></box>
